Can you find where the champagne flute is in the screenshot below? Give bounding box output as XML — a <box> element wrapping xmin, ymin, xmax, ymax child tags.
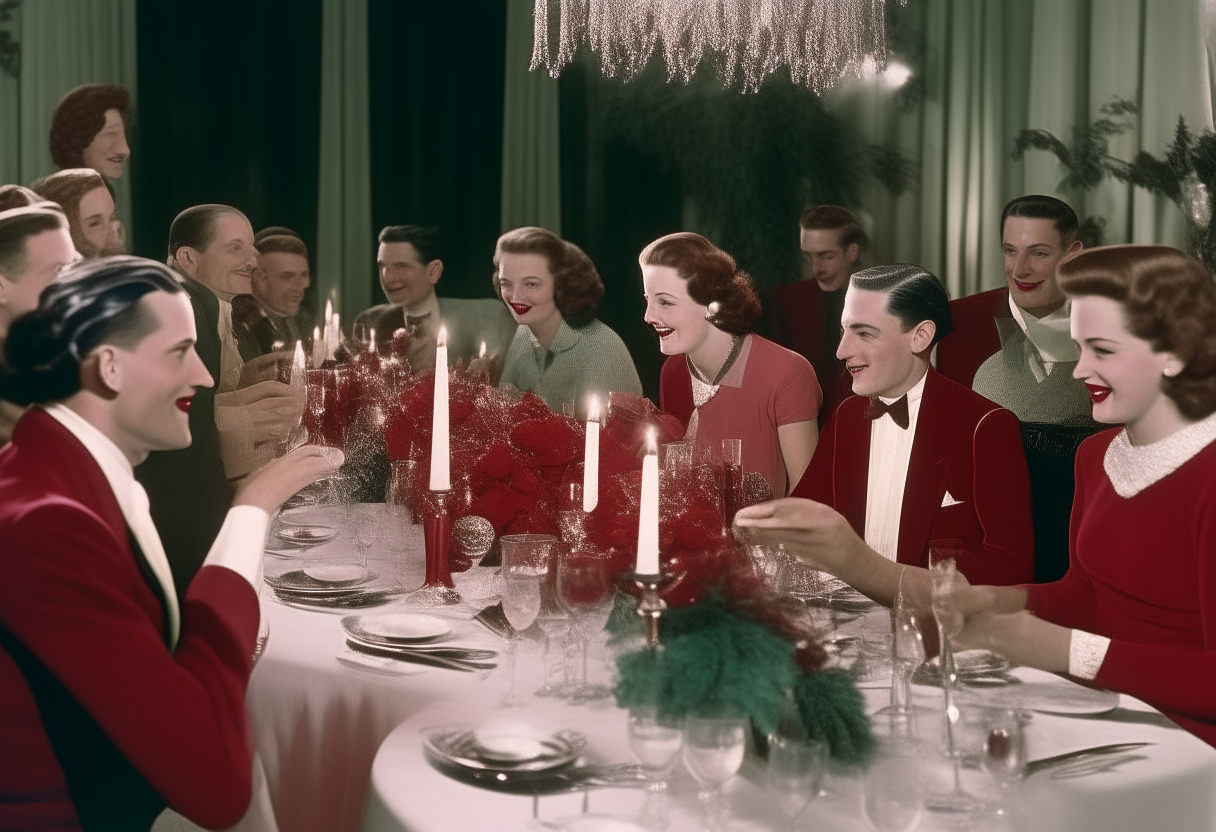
<box><xmin>534</xmin><ymin>577</ymin><xmax>570</xmax><ymax>697</ymax></box>
<box><xmin>683</xmin><ymin>712</ymin><xmax>747</xmax><ymax>832</ymax></box>
<box><xmin>556</xmin><ymin>553</ymin><xmax>615</xmax><ymax>702</ymax></box>
<box><xmin>350</xmin><ymin>503</ymin><xmax>383</xmax><ymax>568</ymax></box>
<box><xmin>628</xmin><ymin>706</ymin><xmax>683</xmax><ymax>831</ymax></box>
<box><xmin>767</xmin><ymin>734</ymin><xmax>827</xmax><ymax>830</ymax></box>
<box><xmin>889</xmin><ymin>600</ymin><xmax>925</xmax><ymax>719</ymax></box>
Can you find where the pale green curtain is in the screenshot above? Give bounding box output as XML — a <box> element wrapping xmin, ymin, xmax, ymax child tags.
<box><xmin>316</xmin><ymin>0</ymin><xmax>373</xmax><ymax>326</ymax></box>
<box><xmin>834</xmin><ymin>0</ymin><xmax>1214</xmax><ymax>299</ymax></box>
<box><xmin>0</xmin><ymin>0</ymin><xmax>137</xmax><ymax>237</ymax></box>
<box><xmin>500</xmin><ymin>0</ymin><xmax>562</xmax><ymax>234</ymax></box>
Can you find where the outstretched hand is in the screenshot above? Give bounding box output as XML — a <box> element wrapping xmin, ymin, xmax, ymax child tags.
<box><xmin>234</xmin><ymin>445</ymin><xmax>344</xmax><ymax>513</ymax></box>
<box><xmin>732</xmin><ymin>497</ymin><xmax>865</xmax><ymax>578</ymax></box>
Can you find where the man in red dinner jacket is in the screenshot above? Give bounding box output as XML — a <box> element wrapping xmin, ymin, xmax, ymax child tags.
<box><xmin>738</xmin><ymin>264</ymin><xmax>1034</xmax><ymax>592</ymax></box>
<box><xmin>0</xmin><ymin>257</ymin><xmax>338</xmax><ymax>831</ymax></box>
<box><xmin>767</xmin><ymin>205</ymin><xmax>863</xmax><ymax>425</ymax></box>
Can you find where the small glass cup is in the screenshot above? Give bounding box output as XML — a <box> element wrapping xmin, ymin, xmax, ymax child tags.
<box><xmin>862</xmin><ymin>744</ymin><xmax>925</xmax><ymax>832</ymax></box>
<box><xmin>767</xmin><ymin>734</ymin><xmax>827</xmax><ymax>830</ymax></box>
<box><xmin>683</xmin><ymin>711</ymin><xmax>747</xmax><ymax>831</ymax></box>
<box><xmin>628</xmin><ymin>706</ymin><xmax>683</xmax><ymax>830</ymax></box>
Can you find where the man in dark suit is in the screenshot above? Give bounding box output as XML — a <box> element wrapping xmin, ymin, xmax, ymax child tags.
<box><xmin>767</xmin><ymin>205</ymin><xmax>864</xmax><ymax>425</ymax></box>
<box><xmin>354</xmin><ymin>224</ymin><xmax>516</xmax><ymax>373</ymax></box>
<box><xmin>233</xmin><ymin>226</ymin><xmax>314</xmax><ymax>362</ymax></box>
<box><xmin>735</xmin><ymin>264</ymin><xmax>1034</xmax><ymax>603</ymax></box>
<box><xmin>0</xmin><ymin>256</ymin><xmax>339</xmax><ymax>829</ymax></box>
<box><xmin>936</xmin><ymin>196</ymin><xmax>1096</xmax><ymax>581</ymax></box>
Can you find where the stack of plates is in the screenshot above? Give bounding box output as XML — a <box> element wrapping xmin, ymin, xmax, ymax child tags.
<box><xmin>341</xmin><ymin>612</ymin><xmax>452</xmax><ymax>647</ymax></box>
<box><xmin>422</xmin><ymin>725</ymin><xmax>587</xmax><ymax>786</ymax></box>
<box><xmin>265</xmin><ymin>567</ymin><xmax>392</xmax><ymax>608</ymax></box>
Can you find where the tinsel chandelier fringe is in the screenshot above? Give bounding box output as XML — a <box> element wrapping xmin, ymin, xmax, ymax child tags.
<box><xmin>531</xmin><ymin>0</ymin><xmax>895</xmax><ymax>94</ymax></box>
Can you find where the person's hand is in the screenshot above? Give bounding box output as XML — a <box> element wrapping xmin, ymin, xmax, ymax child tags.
<box><xmin>732</xmin><ymin>497</ymin><xmax>865</xmax><ymax>578</ymax></box>
<box><xmin>238</xmin><ymin>352</ymin><xmax>290</xmax><ymax>389</ymax></box>
<box><xmin>234</xmin><ymin>445</ymin><xmax>344</xmax><ymax>512</ymax></box>
<box><xmin>465</xmin><ymin>355</ymin><xmax>502</xmax><ymax>384</ymax></box>
<box><xmin>225</xmin><ymin>380</ymin><xmax>306</xmax><ymax>444</ymax></box>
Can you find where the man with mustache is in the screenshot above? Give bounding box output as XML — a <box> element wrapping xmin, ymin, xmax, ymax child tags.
<box><xmin>354</xmin><ymin>224</ymin><xmax>516</xmax><ymax>374</ymax></box>
<box><xmin>936</xmin><ymin>196</ymin><xmax>1098</xmax><ymax>580</ymax></box>
<box><xmin>738</xmin><ymin>264</ymin><xmax>1035</xmax><ymax>591</ymax></box>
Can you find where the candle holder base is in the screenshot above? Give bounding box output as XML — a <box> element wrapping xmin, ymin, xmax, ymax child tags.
<box><xmin>628</xmin><ymin>570</ymin><xmax>677</xmax><ymax>650</ymax></box>
<box><xmin>419</xmin><ymin>489</ymin><xmax>461</xmax><ymax>605</ymax></box>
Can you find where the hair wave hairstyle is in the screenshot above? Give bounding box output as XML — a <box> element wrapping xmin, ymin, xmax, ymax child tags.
<box><xmin>493</xmin><ymin>227</ymin><xmax>604</xmax><ymax>326</ymax></box>
<box><xmin>1058</xmin><ymin>245</ymin><xmax>1216</xmax><ymax>420</ymax></box>
<box><xmin>49</xmin><ymin>84</ymin><xmax>132</xmax><ymax>170</ymax></box>
<box><xmin>638</xmin><ymin>232</ymin><xmax>762</xmax><ymax>336</ymax></box>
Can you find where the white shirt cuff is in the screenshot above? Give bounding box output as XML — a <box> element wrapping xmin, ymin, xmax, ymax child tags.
<box><xmin>203</xmin><ymin>505</ymin><xmax>270</xmax><ymax>593</ymax></box>
<box><xmin>1068</xmin><ymin>629</ymin><xmax>1111</xmax><ymax>680</ymax></box>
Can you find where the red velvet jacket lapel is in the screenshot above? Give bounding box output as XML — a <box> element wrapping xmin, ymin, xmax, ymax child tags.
<box><xmin>897</xmin><ymin>370</ymin><xmax>954</xmax><ymax>565</ymax></box>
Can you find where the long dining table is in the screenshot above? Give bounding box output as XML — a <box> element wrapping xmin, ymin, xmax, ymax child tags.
<box><xmin>156</xmin><ymin>507</ymin><xmax>1216</xmax><ymax>832</ymax></box>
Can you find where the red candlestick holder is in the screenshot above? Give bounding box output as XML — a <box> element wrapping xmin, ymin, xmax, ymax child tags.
<box><xmin>418</xmin><ymin>489</ymin><xmax>461</xmax><ymax>605</ymax></box>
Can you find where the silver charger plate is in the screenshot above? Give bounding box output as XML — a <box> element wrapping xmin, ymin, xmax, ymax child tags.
<box><xmin>421</xmin><ymin>726</ymin><xmax>586</xmax><ymax>774</ymax></box>
<box><xmin>266</xmin><ymin>569</ymin><xmax>379</xmax><ymax>596</ymax></box>
<box><xmin>990</xmin><ymin>681</ymin><xmax>1121</xmax><ymax>716</ymax></box>
<box><xmin>276</xmin><ymin>525</ymin><xmax>338</xmax><ymax>547</ymax></box>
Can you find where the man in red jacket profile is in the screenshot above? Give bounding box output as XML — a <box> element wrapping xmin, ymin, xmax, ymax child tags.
<box><xmin>737</xmin><ymin>264</ymin><xmax>1034</xmax><ymax>602</ymax></box>
<box><xmin>0</xmin><ymin>256</ymin><xmax>339</xmax><ymax>831</ymax></box>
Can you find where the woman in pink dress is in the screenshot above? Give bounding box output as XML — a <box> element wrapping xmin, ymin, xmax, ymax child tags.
<box><xmin>941</xmin><ymin>245</ymin><xmax>1216</xmax><ymax>745</ymax></box>
<box><xmin>641</xmin><ymin>232</ymin><xmax>821</xmax><ymax>497</ymax></box>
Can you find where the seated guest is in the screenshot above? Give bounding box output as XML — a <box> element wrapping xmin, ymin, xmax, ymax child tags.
<box><xmin>49</xmin><ymin>83</ymin><xmax>132</xmax><ymax>180</ymax></box>
<box><xmin>643</xmin><ymin>232</ymin><xmax>820</xmax><ymax>497</ymax></box>
<box><xmin>735</xmin><ymin>264</ymin><xmax>1035</xmax><ymax>591</ymax></box>
<box><xmin>232</xmin><ymin>226</ymin><xmax>313</xmax><ymax>361</ymax></box>
<box><xmin>0</xmin><ymin>255</ymin><xmax>341</xmax><ymax>830</ymax></box>
<box><xmin>139</xmin><ymin>205</ymin><xmax>299</xmax><ymax>595</ymax></box>
<box><xmin>30</xmin><ymin>168</ymin><xmax>126</xmax><ymax>258</ymax></box>
<box><xmin>0</xmin><ymin>199</ymin><xmax>77</xmax><ymax>444</ymax></box>
<box><xmin>355</xmin><ymin>224</ymin><xmax>516</xmax><ymax>372</ymax></box>
<box><xmin>495</xmin><ymin>226</ymin><xmax>642</xmax><ymax>413</ymax></box>
<box><xmin>768</xmin><ymin>205</ymin><xmax>865</xmax><ymax>425</ymax></box>
<box><xmin>938</xmin><ymin>195</ymin><xmax>1097</xmax><ymax>580</ymax></box>
<box><xmin>941</xmin><ymin>246</ymin><xmax>1216</xmax><ymax>746</ymax></box>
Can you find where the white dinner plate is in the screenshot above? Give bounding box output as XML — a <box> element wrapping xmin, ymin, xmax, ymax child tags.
<box><xmin>276</xmin><ymin>525</ymin><xmax>338</xmax><ymax>547</ymax></box>
<box><xmin>303</xmin><ymin>563</ymin><xmax>369</xmax><ymax>584</ymax></box>
<box><xmin>266</xmin><ymin>569</ymin><xmax>379</xmax><ymax>596</ymax></box>
<box><xmin>342</xmin><ymin>612</ymin><xmax>452</xmax><ymax>644</ymax></box>
<box><xmin>992</xmin><ymin>681</ymin><xmax>1121</xmax><ymax>716</ymax></box>
<box><xmin>422</xmin><ymin>725</ymin><xmax>586</xmax><ymax>773</ymax></box>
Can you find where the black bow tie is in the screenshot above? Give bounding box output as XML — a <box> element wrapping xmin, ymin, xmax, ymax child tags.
<box><xmin>864</xmin><ymin>395</ymin><xmax>910</xmax><ymax>430</ymax></box>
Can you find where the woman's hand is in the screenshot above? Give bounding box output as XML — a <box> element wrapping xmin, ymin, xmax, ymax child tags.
<box><xmin>234</xmin><ymin>445</ymin><xmax>344</xmax><ymax>513</ymax></box>
<box><xmin>951</xmin><ymin>610</ymin><xmax>1071</xmax><ymax>673</ymax></box>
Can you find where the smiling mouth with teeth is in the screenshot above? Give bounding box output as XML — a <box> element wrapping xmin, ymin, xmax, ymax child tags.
<box><xmin>651</xmin><ymin>325</ymin><xmax>673</xmax><ymax>338</ymax></box>
<box><xmin>846</xmin><ymin>364</ymin><xmax>866</xmax><ymax>375</ymax></box>
<box><xmin>509</xmin><ymin>303</ymin><xmax>532</xmax><ymax>315</ymax></box>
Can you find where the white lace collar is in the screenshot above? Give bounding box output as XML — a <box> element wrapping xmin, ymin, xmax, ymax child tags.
<box><xmin>1103</xmin><ymin>409</ymin><xmax>1216</xmax><ymax>497</ymax></box>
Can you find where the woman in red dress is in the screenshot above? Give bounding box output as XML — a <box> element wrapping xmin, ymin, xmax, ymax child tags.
<box><xmin>945</xmin><ymin>245</ymin><xmax>1216</xmax><ymax>744</ymax></box>
<box><xmin>641</xmin><ymin>232</ymin><xmax>821</xmax><ymax>497</ymax></box>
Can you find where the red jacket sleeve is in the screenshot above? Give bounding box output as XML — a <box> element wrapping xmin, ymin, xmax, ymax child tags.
<box><xmin>0</xmin><ymin>502</ymin><xmax>259</xmax><ymax>828</ymax></box>
<box><xmin>953</xmin><ymin>407</ymin><xmax>1035</xmax><ymax>586</ymax></box>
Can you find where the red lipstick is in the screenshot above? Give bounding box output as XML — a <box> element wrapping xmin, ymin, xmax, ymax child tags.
<box><xmin>1012</xmin><ymin>279</ymin><xmax>1041</xmax><ymax>292</ymax></box>
<box><xmin>509</xmin><ymin>303</ymin><xmax>531</xmax><ymax>315</ymax></box>
<box><xmin>1085</xmin><ymin>383</ymin><xmax>1111</xmax><ymax>403</ymax></box>
<box><xmin>652</xmin><ymin>326</ymin><xmax>673</xmax><ymax>338</ymax></box>
<box><xmin>176</xmin><ymin>396</ymin><xmax>193</xmax><ymax>413</ymax></box>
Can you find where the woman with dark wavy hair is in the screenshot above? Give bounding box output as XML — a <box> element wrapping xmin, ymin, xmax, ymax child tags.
<box><xmin>494</xmin><ymin>226</ymin><xmax>641</xmax><ymax>413</ymax></box>
<box><xmin>642</xmin><ymin>232</ymin><xmax>820</xmax><ymax>497</ymax></box>
<box><xmin>48</xmin><ymin>83</ymin><xmax>132</xmax><ymax>179</ymax></box>
<box><xmin>942</xmin><ymin>245</ymin><xmax>1216</xmax><ymax>746</ymax></box>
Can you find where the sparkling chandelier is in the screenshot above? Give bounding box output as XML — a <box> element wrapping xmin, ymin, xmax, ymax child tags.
<box><xmin>530</xmin><ymin>0</ymin><xmax>896</xmax><ymax>94</ymax></box>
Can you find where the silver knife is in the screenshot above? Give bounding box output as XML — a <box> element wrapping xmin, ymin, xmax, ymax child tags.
<box><xmin>1025</xmin><ymin>742</ymin><xmax>1153</xmax><ymax>776</ymax></box>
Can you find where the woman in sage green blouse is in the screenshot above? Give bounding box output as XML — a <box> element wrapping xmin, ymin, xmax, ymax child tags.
<box><xmin>494</xmin><ymin>227</ymin><xmax>641</xmax><ymax>415</ymax></box>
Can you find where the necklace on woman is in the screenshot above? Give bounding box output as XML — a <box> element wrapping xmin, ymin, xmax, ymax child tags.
<box><xmin>688</xmin><ymin>335</ymin><xmax>745</xmax><ymax>407</ymax></box>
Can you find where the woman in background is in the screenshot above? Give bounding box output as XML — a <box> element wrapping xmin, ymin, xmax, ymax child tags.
<box><xmin>642</xmin><ymin>232</ymin><xmax>820</xmax><ymax>497</ymax></box>
<box><xmin>495</xmin><ymin>226</ymin><xmax>641</xmax><ymax>414</ymax></box>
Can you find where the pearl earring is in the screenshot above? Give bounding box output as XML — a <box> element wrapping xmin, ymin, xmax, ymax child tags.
<box><xmin>704</xmin><ymin>301</ymin><xmax>720</xmax><ymax>322</ymax></box>
<box><xmin>1164</xmin><ymin>364</ymin><xmax>1182</xmax><ymax>378</ymax></box>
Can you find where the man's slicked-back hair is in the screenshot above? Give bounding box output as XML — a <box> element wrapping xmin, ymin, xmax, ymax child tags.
<box><xmin>0</xmin><ymin>256</ymin><xmax>184</xmax><ymax>406</ymax></box>
<box><xmin>850</xmin><ymin>263</ymin><xmax>953</xmax><ymax>345</ymax></box>
<box><xmin>378</xmin><ymin>225</ymin><xmax>444</xmax><ymax>264</ymax></box>
<box><xmin>1001</xmin><ymin>195</ymin><xmax>1079</xmax><ymax>243</ymax></box>
<box><xmin>255</xmin><ymin>229</ymin><xmax>308</xmax><ymax>260</ymax></box>
<box><xmin>167</xmin><ymin>204</ymin><xmax>245</xmax><ymax>260</ymax></box>
<box><xmin>799</xmin><ymin>204</ymin><xmax>868</xmax><ymax>251</ymax></box>
<box><xmin>0</xmin><ymin>203</ymin><xmax>69</xmax><ymax>279</ymax></box>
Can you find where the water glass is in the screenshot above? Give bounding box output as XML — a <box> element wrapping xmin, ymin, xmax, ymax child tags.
<box><xmin>890</xmin><ymin>602</ymin><xmax>925</xmax><ymax>717</ymax></box>
<box><xmin>767</xmin><ymin>735</ymin><xmax>827</xmax><ymax>829</ymax></box>
<box><xmin>981</xmin><ymin>707</ymin><xmax>1028</xmax><ymax>817</ymax></box>
<box><xmin>683</xmin><ymin>713</ymin><xmax>747</xmax><ymax>831</ymax></box>
<box><xmin>629</xmin><ymin>706</ymin><xmax>683</xmax><ymax>830</ymax></box>
<box><xmin>556</xmin><ymin>553</ymin><xmax>615</xmax><ymax>701</ymax></box>
<box><xmin>862</xmin><ymin>750</ymin><xmax>925</xmax><ymax>832</ymax></box>
<box><xmin>499</xmin><ymin>534</ymin><xmax>556</xmax><ymax>707</ymax></box>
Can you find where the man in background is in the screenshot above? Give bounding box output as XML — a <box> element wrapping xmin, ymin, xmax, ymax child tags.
<box><xmin>30</xmin><ymin>168</ymin><xmax>125</xmax><ymax>259</ymax></box>
<box><xmin>233</xmin><ymin>226</ymin><xmax>313</xmax><ymax>361</ymax></box>
<box><xmin>768</xmin><ymin>205</ymin><xmax>865</xmax><ymax>424</ymax></box>
<box><xmin>354</xmin><ymin>224</ymin><xmax>515</xmax><ymax>373</ymax></box>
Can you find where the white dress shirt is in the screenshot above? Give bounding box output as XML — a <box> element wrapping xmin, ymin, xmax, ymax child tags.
<box><xmin>43</xmin><ymin>404</ymin><xmax>269</xmax><ymax>648</ymax></box>
<box><xmin>863</xmin><ymin>371</ymin><xmax>927</xmax><ymax>561</ymax></box>
<box><xmin>1007</xmin><ymin>294</ymin><xmax>1079</xmax><ymax>383</ymax></box>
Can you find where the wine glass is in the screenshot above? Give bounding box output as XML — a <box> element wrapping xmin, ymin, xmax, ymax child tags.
<box><xmin>889</xmin><ymin>601</ymin><xmax>926</xmax><ymax>719</ymax></box>
<box><xmin>980</xmin><ymin>708</ymin><xmax>1028</xmax><ymax>817</ymax></box>
<box><xmin>628</xmin><ymin>706</ymin><xmax>683</xmax><ymax>831</ymax></box>
<box><xmin>350</xmin><ymin>503</ymin><xmax>383</xmax><ymax>568</ymax></box>
<box><xmin>683</xmin><ymin>712</ymin><xmax>747</xmax><ymax>832</ymax></box>
<box><xmin>499</xmin><ymin>534</ymin><xmax>555</xmax><ymax>707</ymax></box>
<box><xmin>767</xmin><ymin>734</ymin><xmax>827</xmax><ymax>830</ymax></box>
<box><xmin>534</xmin><ymin>577</ymin><xmax>570</xmax><ymax>697</ymax></box>
<box><xmin>862</xmin><ymin>749</ymin><xmax>925</xmax><ymax>832</ymax></box>
<box><xmin>556</xmin><ymin>552</ymin><xmax>615</xmax><ymax>702</ymax></box>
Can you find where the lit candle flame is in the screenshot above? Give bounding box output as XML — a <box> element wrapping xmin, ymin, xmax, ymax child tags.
<box><xmin>368</xmin><ymin>328</ymin><xmax>376</xmax><ymax>352</ymax></box>
<box><xmin>479</xmin><ymin>341</ymin><xmax>486</xmax><ymax>358</ymax></box>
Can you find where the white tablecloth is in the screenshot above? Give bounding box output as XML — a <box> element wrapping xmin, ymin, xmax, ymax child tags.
<box><xmin>362</xmin><ymin>629</ymin><xmax>1216</xmax><ymax>832</ymax></box>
